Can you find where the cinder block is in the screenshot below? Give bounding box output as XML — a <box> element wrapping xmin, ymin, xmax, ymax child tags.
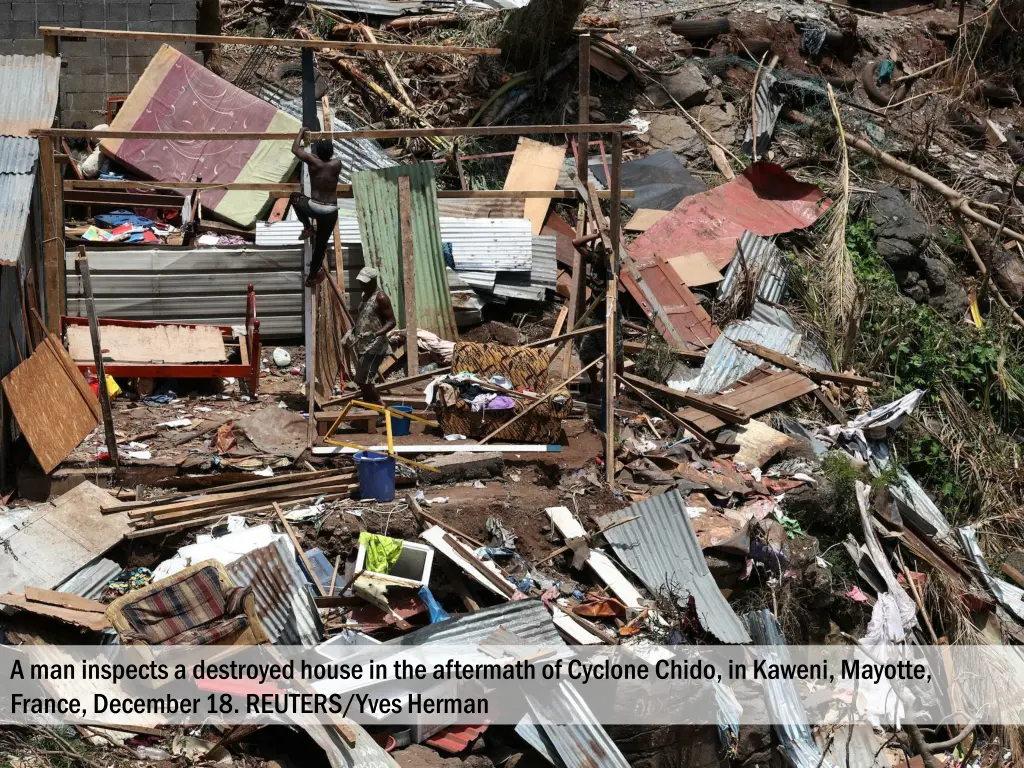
<box><xmin>126</xmin><ymin>39</ymin><xmax>161</xmax><ymax>57</ymax></box>
<box><xmin>81</xmin><ymin>3</ymin><xmax>107</xmax><ymax>21</ymax></box>
<box><xmin>106</xmin><ymin>4</ymin><xmax>127</xmax><ymax>21</ymax></box>
<box><xmin>68</xmin><ymin>91</ymin><xmax>108</xmax><ymax>112</ymax></box>
<box><xmin>173</xmin><ymin>0</ymin><xmax>196</xmax><ymax>21</ymax></box>
<box><xmin>11</xmin><ymin>20</ymin><xmax>38</xmax><ymax>38</ymax></box>
<box><xmin>149</xmin><ymin>3</ymin><xmax>174</xmax><ymax>20</ymax></box>
<box><xmin>147</xmin><ymin>19</ymin><xmax>172</xmax><ymax>32</ymax></box>
<box><xmin>60</xmin><ymin>4</ymin><xmax>83</xmax><ymax>23</ymax></box>
<box><xmin>105</xmin><ymin>73</ymin><xmax>129</xmax><ymax>93</ymax></box>
<box><xmin>126</xmin><ymin>54</ymin><xmax>150</xmax><ymax>73</ymax></box>
<box><xmin>76</xmin><ymin>55</ymin><xmax>109</xmax><ymax>74</ymax></box>
<box><xmin>12</xmin><ymin>3</ymin><xmax>37</xmax><ymax>21</ymax></box>
<box><xmin>127</xmin><ymin>3</ymin><xmax>149</xmax><ymax>22</ymax></box>
<box><xmin>103</xmin><ymin>38</ymin><xmax>128</xmax><ymax>56</ymax></box>
<box><xmin>171</xmin><ymin>19</ymin><xmax>193</xmax><ymax>32</ymax></box>
<box><xmin>0</xmin><ymin>6</ymin><xmax>12</xmax><ymax>23</ymax></box>
<box><xmin>10</xmin><ymin>38</ymin><xmax>43</xmax><ymax>54</ymax></box>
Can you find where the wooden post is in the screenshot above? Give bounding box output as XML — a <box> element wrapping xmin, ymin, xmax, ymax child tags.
<box><xmin>578</xmin><ymin>34</ymin><xmax>591</xmax><ymax>190</ymax></box>
<box><xmin>605</xmin><ymin>133</ymin><xmax>622</xmax><ymax>486</ymax></box>
<box><xmin>398</xmin><ymin>175</ymin><xmax>418</xmax><ymax>377</ymax></box>
<box><xmin>38</xmin><ymin>136</ymin><xmax>63</xmax><ymax>330</ymax></box>
<box><xmin>307</xmin><ymin>287</ymin><xmax>318</xmax><ymax>448</ymax></box>
<box><xmin>320</xmin><ymin>94</ymin><xmax>347</xmax><ymax>302</ymax></box>
<box><xmin>76</xmin><ymin>246</ymin><xmax>118</xmax><ymax>467</ymax></box>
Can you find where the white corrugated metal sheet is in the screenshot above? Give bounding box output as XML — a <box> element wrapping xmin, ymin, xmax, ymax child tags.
<box><xmin>54</xmin><ymin>557</ymin><xmax>122</xmax><ymax>601</ymax></box>
<box><xmin>600</xmin><ymin>491</ymin><xmax>751</xmax><ymax>644</ymax></box>
<box><xmin>718</xmin><ymin>232</ymin><xmax>788</xmax><ymax>304</ymax></box>
<box><xmin>442</xmin><ymin>218</ymin><xmax>533</xmax><ymax>272</ymax></box>
<box><xmin>0</xmin><ymin>54</ymin><xmax>62</xmax><ymax>137</ymax></box>
<box><xmin>531</xmin><ymin>235</ymin><xmax>557</xmax><ymax>291</ymax></box>
<box><xmin>227</xmin><ymin>537</ymin><xmax>323</xmax><ymax>646</ymax></box>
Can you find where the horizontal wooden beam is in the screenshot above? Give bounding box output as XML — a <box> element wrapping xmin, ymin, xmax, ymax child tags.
<box><xmin>64</xmin><ymin>180</ymin><xmax>634</xmax><ymax>199</ymax></box>
<box><xmin>32</xmin><ymin>123</ymin><xmax>632</xmax><ymax>141</ymax></box>
<box><xmin>40</xmin><ymin>25</ymin><xmax>500</xmax><ymax>55</ymax></box>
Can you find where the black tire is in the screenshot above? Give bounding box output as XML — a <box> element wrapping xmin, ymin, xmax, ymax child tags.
<box><xmin>861</xmin><ymin>59</ymin><xmax>910</xmax><ymax>107</ymax></box>
<box><xmin>823</xmin><ymin>29</ymin><xmax>845</xmax><ymax>49</ymax></box>
<box><xmin>826</xmin><ymin>75</ymin><xmax>857</xmax><ymax>91</ymax></box>
<box><xmin>670</xmin><ymin>16</ymin><xmax>731</xmax><ymax>40</ymax></box>
<box><xmin>1006</xmin><ymin>130</ymin><xmax>1024</xmax><ymax>164</ymax></box>
<box><xmin>740</xmin><ymin>39</ymin><xmax>772</xmax><ymax>59</ymax></box>
<box><xmin>981</xmin><ymin>81</ymin><xmax>1018</xmax><ymax>106</ymax></box>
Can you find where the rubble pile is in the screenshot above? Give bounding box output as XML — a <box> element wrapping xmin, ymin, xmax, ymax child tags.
<box><xmin>5</xmin><ymin>0</ymin><xmax>1024</xmax><ymax>765</ymax></box>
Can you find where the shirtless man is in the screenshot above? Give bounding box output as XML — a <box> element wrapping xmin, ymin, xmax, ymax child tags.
<box><xmin>290</xmin><ymin>127</ymin><xmax>342</xmax><ymax>286</ymax></box>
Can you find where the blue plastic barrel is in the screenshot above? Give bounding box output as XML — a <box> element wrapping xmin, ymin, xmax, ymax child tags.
<box><xmin>390</xmin><ymin>405</ymin><xmax>414</xmax><ymax>437</ymax></box>
<box><xmin>353</xmin><ymin>451</ymin><xmax>396</xmax><ymax>501</ymax></box>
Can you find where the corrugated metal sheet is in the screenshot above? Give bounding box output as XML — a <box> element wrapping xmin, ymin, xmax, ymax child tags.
<box><xmin>443</xmin><ymin>218</ymin><xmax>533</xmax><ymax>272</ymax></box>
<box><xmin>256</xmin><ymin>82</ymin><xmax>395</xmax><ymax>181</ymax></box>
<box><xmin>492</xmin><ymin>278</ymin><xmax>545</xmax><ymax>302</ymax></box>
<box><xmin>0</xmin><ymin>136</ymin><xmax>39</xmax><ymax>175</ymax></box>
<box><xmin>958</xmin><ymin>526</ymin><xmax>1024</xmax><ymax>624</ymax></box>
<box><xmin>628</xmin><ymin>162</ymin><xmax>829</xmax><ymax>271</ymax></box>
<box><xmin>284</xmin><ymin>0</ymin><xmax>424</xmax><ymax>17</ymax></box>
<box><xmin>452</xmin><ymin>269</ymin><xmax>496</xmax><ymax>292</ymax></box>
<box><xmin>0</xmin><ymin>54</ymin><xmax>61</xmax><ymax>137</ymax></box>
<box><xmin>531</xmin><ymin>235</ymin><xmax>557</xmax><ymax>291</ymax></box>
<box><xmin>64</xmin><ymin>245</ymin><xmax>366</xmax><ymax>339</ymax></box>
<box><xmin>353</xmin><ymin>163</ymin><xmax>458</xmax><ymax>340</ymax></box>
<box><xmin>386</xmin><ymin>599</ymin><xmax>564</xmax><ymax>647</ymax></box>
<box><xmin>743</xmin><ymin>610</ymin><xmax>838</xmax><ymax>768</ymax></box>
<box><xmin>599</xmin><ymin>490</ymin><xmax>751</xmax><ymax>643</ymax></box>
<box><xmin>0</xmin><ymin>170</ymin><xmax>35</xmax><ymax>267</ymax></box>
<box><xmin>227</xmin><ymin>538</ymin><xmax>323</xmax><ymax>646</ymax></box>
<box><xmin>747</xmin><ymin>302</ymin><xmax>833</xmax><ymax>372</ymax></box>
<box><xmin>718</xmin><ymin>232</ymin><xmax>788</xmax><ymax>304</ymax></box>
<box><xmin>519</xmin><ymin>683</ymin><xmax>631</xmax><ymax>768</ymax></box>
<box><xmin>869</xmin><ymin>442</ymin><xmax>953</xmax><ymax>543</ymax></box>
<box><xmin>437</xmin><ymin>198</ymin><xmax>526</xmax><ymax>219</ymax></box>
<box><xmin>742</xmin><ymin>70</ymin><xmax>782</xmax><ymax>158</ymax></box>
<box><xmin>54</xmin><ymin>557</ymin><xmax>122</xmax><ymax>601</ymax></box>
<box><xmin>672</xmin><ymin>318</ymin><xmax>801</xmax><ymax>395</ymax></box>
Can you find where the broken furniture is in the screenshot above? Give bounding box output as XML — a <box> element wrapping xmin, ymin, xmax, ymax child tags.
<box><xmin>105</xmin><ymin>561</ymin><xmax>269</xmax><ymax>646</ymax></box>
<box><xmin>431</xmin><ymin>341</ymin><xmax>573</xmax><ymax>443</ymax></box>
<box><xmin>61</xmin><ymin>285</ymin><xmax>263</xmax><ymax>394</ymax></box>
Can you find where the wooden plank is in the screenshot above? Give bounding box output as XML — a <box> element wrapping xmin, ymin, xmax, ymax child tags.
<box><xmin>622</xmin><ymin>340</ymin><xmax>705</xmax><ymax>363</ymax></box>
<box><xmin>398</xmin><ymin>175</ymin><xmax>419</xmax><ymax>377</ymax></box>
<box><xmin>76</xmin><ymin>249</ymin><xmax>118</xmax><ymax>466</ymax></box>
<box><xmin>39</xmin><ymin>136</ymin><xmax>63</xmax><ymax>329</ymax></box>
<box><xmin>503</xmin><ymin>137</ymin><xmax>568</xmax><ymax>235</ymax></box>
<box><xmin>606</xmin><ymin>132</ymin><xmax>621</xmax><ymax>486</ymax></box>
<box><xmin>314</xmin><ymin>444</ymin><xmax>562</xmax><ymax>455</ymax></box>
<box><xmin>622</xmin><ymin>372</ymin><xmax>748</xmax><ymax>423</ymax></box>
<box><xmin>24</xmin><ymin>586</ymin><xmax>106</xmax><ymax>614</ymax></box>
<box><xmin>38</xmin><ymin>123</ymin><xmax>633</xmax><ymax>141</ymax></box>
<box><xmin>733</xmin><ymin>340</ymin><xmax>876</xmax><ymax>387</ymax></box>
<box><xmin>66</xmin><ymin>324</ymin><xmax>227</xmax><ymax>364</ymax></box>
<box><xmin>551</xmin><ymin>305</ymin><xmax>569</xmax><ymax>338</ymax></box>
<box><xmin>0</xmin><ymin>335</ymin><xmax>100</xmax><ymax>473</ymax></box>
<box><xmin>41</xmin><ymin>26</ymin><xmax>500</xmax><ymax>54</ymax></box>
<box><xmin>274</xmin><ymin>502</ymin><xmax>325</xmax><ymax>597</ymax></box>
<box><xmin>0</xmin><ymin>592</ymin><xmax>110</xmax><ymax>631</ymax></box>
<box><xmin>624</xmin><ymin>208</ymin><xmax>669</xmax><ymax>232</ymax></box>
<box><xmin>616</xmin><ymin>374</ymin><xmax>712</xmax><ymax>446</ymax></box>
<box><xmin>678</xmin><ymin>369</ymin><xmax>816</xmax><ymax>432</ymax></box>
<box><xmin>578</xmin><ymin>34</ymin><xmax>591</xmax><ymax>191</ymax></box>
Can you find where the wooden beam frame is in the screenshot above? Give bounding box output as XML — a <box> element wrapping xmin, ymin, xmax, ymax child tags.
<box><xmin>38</xmin><ymin>135</ymin><xmax>64</xmax><ymax>329</ymax></box>
<box><xmin>40</xmin><ymin>26</ymin><xmax>500</xmax><ymax>56</ymax></box>
<box><xmin>63</xmin><ymin>180</ymin><xmax>633</xmax><ymax>199</ymax></box>
<box><xmin>34</xmin><ymin>123</ymin><xmax>631</xmax><ymax>141</ymax></box>
<box><xmin>605</xmin><ymin>133</ymin><xmax>622</xmax><ymax>486</ymax></box>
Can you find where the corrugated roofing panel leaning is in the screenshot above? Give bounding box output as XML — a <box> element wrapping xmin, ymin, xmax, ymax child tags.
<box><xmin>0</xmin><ymin>54</ymin><xmax>62</xmax><ymax>137</ymax></box>
<box><xmin>599</xmin><ymin>490</ymin><xmax>751</xmax><ymax>644</ymax></box>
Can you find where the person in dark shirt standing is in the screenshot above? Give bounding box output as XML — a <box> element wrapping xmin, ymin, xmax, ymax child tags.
<box><xmin>290</xmin><ymin>127</ymin><xmax>342</xmax><ymax>286</ymax></box>
<box><xmin>346</xmin><ymin>267</ymin><xmax>396</xmax><ymax>406</ymax></box>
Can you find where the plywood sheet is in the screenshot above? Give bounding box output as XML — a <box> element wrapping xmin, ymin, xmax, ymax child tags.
<box><xmin>1</xmin><ymin>335</ymin><xmax>100</xmax><ymax>473</ymax></box>
<box><xmin>625</xmin><ymin>208</ymin><xmax>669</xmax><ymax>232</ymax></box>
<box><xmin>0</xmin><ymin>481</ymin><xmax>129</xmax><ymax>595</ymax></box>
<box><xmin>66</xmin><ymin>324</ymin><xmax>227</xmax><ymax>365</ymax></box>
<box><xmin>503</xmin><ymin>138</ymin><xmax>565</xmax><ymax>235</ymax></box>
<box><xmin>666</xmin><ymin>252</ymin><xmax>723</xmax><ymax>287</ymax></box>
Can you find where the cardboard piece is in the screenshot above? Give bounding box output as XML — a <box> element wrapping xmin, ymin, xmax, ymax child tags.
<box><xmin>625</xmin><ymin>208</ymin><xmax>670</xmax><ymax>233</ymax></box>
<box><xmin>503</xmin><ymin>138</ymin><xmax>565</xmax><ymax>235</ymax></box>
<box><xmin>67</xmin><ymin>324</ymin><xmax>227</xmax><ymax>365</ymax></box>
<box><xmin>1</xmin><ymin>335</ymin><xmax>101</xmax><ymax>473</ymax></box>
<box><xmin>0</xmin><ymin>592</ymin><xmax>111</xmax><ymax>631</ymax></box>
<box><xmin>666</xmin><ymin>252</ymin><xmax>724</xmax><ymax>287</ymax></box>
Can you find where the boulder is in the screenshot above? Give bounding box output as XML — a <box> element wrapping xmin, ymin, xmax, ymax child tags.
<box><xmin>645</xmin><ymin>62</ymin><xmax>710</xmax><ymax>108</ymax></box>
<box><xmin>864</xmin><ymin>187</ymin><xmax>930</xmax><ymax>266</ymax></box>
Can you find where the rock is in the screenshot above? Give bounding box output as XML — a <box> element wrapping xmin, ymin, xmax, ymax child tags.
<box><xmin>461</xmin><ymin>757</ymin><xmax>493</xmax><ymax>768</ymax></box>
<box><xmin>863</xmin><ymin>187</ymin><xmax>930</xmax><ymax>266</ymax></box>
<box><xmin>991</xmin><ymin>246</ymin><xmax>1024</xmax><ymax>303</ymax></box>
<box><xmin>926</xmin><ymin>282</ymin><xmax>970</xmax><ymax>320</ymax></box>
<box><xmin>644</xmin><ymin>62</ymin><xmax>710</xmax><ymax>108</ymax></box>
<box><xmin>394</xmin><ymin>744</ymin><xmax>462</xmax><ymax>768</ymax></box>
<box><xmin>642</xmin><ymin>113</ymin><xmax>701</xmax><ymax>156</ymax></box>
<box><xmin>921</xmin><ymin>255</ymin><xmax>949</xmax><ymax>289</ymax></box>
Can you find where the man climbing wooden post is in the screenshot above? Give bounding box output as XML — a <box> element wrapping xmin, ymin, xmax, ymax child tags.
<box><xmin>290</xmin><ymin>126</ymin><xmax>343</xmax><ymax>287</ymax></box>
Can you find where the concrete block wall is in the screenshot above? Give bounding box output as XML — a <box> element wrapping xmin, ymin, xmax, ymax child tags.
<box><xmin>0</xmin><ymin>0</ymin><xmax>200</xmax><ymax>125</ymax></box>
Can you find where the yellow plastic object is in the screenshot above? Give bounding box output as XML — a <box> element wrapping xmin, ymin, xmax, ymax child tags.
<box><xmin>324</xmin><ymin>399</ymin><xmax>440</xmax><ymax>473</ymax></box>
<box><xmin>105</xmin><ymin>375</ymin><xmax>121</xmax><ymax>398</ymax></box>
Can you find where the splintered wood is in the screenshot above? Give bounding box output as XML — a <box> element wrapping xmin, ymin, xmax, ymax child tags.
<box><xmin>1</xmin><ymin>334</ymin><xmax>101</xmax><ymax>473</ymax></box>
<box><xmin>66</xmin><ymin>323</ymin><xmax>228</xmax><ymax>364</ymax></box>
<box><xmin>503</xmin><ymin>137</ymin><xmax>565</xmax><ymax>235</ymax></box>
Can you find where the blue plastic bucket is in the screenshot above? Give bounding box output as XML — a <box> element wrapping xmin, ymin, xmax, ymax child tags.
<box><xmin>353</xmin><ymin>451</ymin><xmax>396</xmax><ymax>502</ymax></box>
<box><xmin>390</xmin><ymin>406</ymin><xmax>414</xmax><ymax>437</ymax></box>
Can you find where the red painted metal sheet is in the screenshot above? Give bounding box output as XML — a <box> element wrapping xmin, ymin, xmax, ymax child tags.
<box><xmin>425</xmin><ymin>722</ymin><xmax>490</xmax><ymax>754</ymax></box>
<box><xmin>629</xmin><ymin>162</ymin><xmax>830</xmax><ymax>270</ymax></box>
<box><xmin>620</xmin><ymin>252</ymin><xmax>718</xmax><ymax>350</ymax></box>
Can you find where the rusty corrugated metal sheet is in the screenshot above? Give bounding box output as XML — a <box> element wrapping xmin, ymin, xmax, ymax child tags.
<box><xmin>226</xmin><ymin>538</ymin><xmax>323</xmax><ymax>646</ymax></box>
<box><xmin>352</xmin><ymin>163</ymin><xmax>458</xmax><ymax>340</ymax></box>
<box><xmin>0</xmin><ymin>54</ymin><xmax>61</xmax><ymax>137</ymax></box>
<box><xmin>628</xmin><ymin>162</ymin><xmax>829</xmax><ymax>271</ymax></box>
<box><xmin>599</xmin><ymin>490</ymin><xmax>751</xmax><ymax>644</ymax></box>
<box><xmin>620</xmin><ymin>253</ymin><xmax>719</xmax><ymax>351</ymax></box>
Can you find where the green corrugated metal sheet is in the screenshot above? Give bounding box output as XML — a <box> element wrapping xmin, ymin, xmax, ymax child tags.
<box><xmin>352</xmin><ymin>163</ymin><xmax>458</xmax><ymax>340</ymax></box>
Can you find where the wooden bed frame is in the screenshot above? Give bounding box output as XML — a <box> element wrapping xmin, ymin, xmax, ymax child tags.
<box><xmin>60</xmin><ymin>285</ymin><xmax>262</xmax><ymax>395</ymax></box>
